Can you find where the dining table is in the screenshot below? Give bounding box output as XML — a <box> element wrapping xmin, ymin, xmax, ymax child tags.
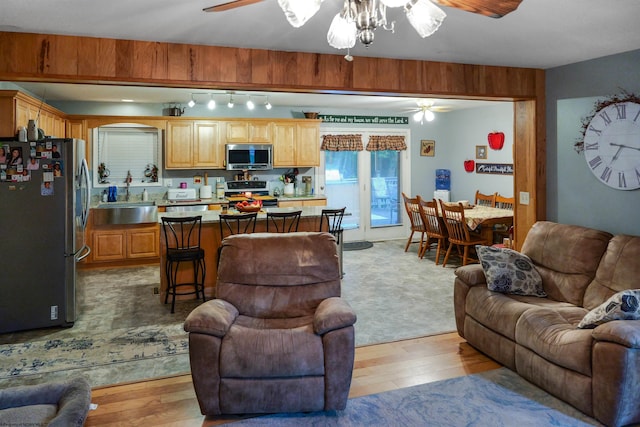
<box><xmin>462</xmin><ymin>205</ymin><xmax>514</xmax><ymax>244</ymax></box>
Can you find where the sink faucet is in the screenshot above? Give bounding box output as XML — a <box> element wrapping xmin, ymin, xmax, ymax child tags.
<box><xmin>125</xmin><ymin>170</ymin><xmax>132</xmax><ymax>201</ymax></box>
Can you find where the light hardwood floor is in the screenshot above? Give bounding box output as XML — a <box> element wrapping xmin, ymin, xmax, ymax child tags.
<box><xmin>85</xmin><ymin>332</ymin><xmax>501</xmax><ymax>426</ymax></box>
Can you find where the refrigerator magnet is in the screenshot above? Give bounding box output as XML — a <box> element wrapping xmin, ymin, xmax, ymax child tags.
<box><xmin>41</xmin><ymin>180</ymin><xmax>54</xmax><ymax>196</ymax></box>
<box><xmin>43</xmin><ymin>171</ymin><xmax>54</xmax><ymax>182</ymax></box>
<box><xmin>53</xmin><ymin>162</ymin><xmax>62</xmax><ymax>177</ymax></box>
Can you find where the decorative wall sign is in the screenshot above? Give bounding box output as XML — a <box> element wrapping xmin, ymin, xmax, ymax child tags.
<box><xmin>318</xmin><ymin>115</ymin><xmax>409</xmax><ymax>125</ymax></box>
<box><xmin>420</xmin><ymin>140</ymin><xmax>435</xmax><ymax>157</ymax></box>
<box><xmin>476</xmin><ymin>163</ymin><xmax>514</xmax><ymax>175</ymax></box>
<box><xmin>476</xmin><ymin>145</ymin><xmax>487</xmax><ymax>159</ymax></box>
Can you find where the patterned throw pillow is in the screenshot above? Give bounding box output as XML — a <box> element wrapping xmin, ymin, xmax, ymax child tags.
<box><xmin>577</xmin><ymin>290</ymin><xmax>640</xmax><ymax>329</ymax></box>
<box><xmin>476</xmin><ymin>245</ymin><xmax>546</xmax><ymax>297</ymax></box>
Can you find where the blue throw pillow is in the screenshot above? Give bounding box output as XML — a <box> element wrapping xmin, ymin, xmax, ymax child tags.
<box><xmin>578</xmin><ymin>290</ymin><xmax>640</xmax><ymax>329</ymax></box>
<box><xmin>476</xmin><ymin>245</ymin><xmax>546</xmax><ymax>297</ymax></box>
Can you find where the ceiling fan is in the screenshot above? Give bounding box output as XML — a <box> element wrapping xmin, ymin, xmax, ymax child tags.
<box><xmin>403</xmin><ymin>99</ymin><xmax>452</xmax><ymax>124</ymax></box>
<box><xmin>203</xmin><ymin>0</ymin><xmax>523</xmax><ymax>19</ymax></box>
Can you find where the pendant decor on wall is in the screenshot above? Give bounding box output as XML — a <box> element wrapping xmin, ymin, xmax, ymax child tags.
<box><xmin>574</xmin><ymin>91</ymin><xmax>640</xmax><ymax>191</ymax></box>
<box><xmin>464</xmin><ymin>159</ymin><xmax>475</xmax><ymax>172</ymax></box>
<box><xmin>487</xmin><ymin>131</ymin><xmax>505</xmax><ymax>150</ymax></box>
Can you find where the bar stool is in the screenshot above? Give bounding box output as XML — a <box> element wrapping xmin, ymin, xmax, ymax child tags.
<box><xmin>218</xmin><ymin>212</ymin><xmax>257</xmax><ymax>266</ymax></box>
<box><xmin>266</xmin><ymin>210</ymin><xmax>302</xmax><ymax>233</ymax></box>
<box><xmin>161</xmin><ymin>216</ymin><xmax>206</xmax><ymax>313</ymax></box>
<box><xmin>319</xmin><ymin>207</ymin><xmax>346</xmax><ymax>277</ymax></box>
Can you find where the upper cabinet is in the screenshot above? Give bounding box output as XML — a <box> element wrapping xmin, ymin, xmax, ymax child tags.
<box><xmin>0</xmin><ymin>90</ymin><xmax>66</xmax><ymax>138</ymax></box>
<box><xmin>272</xmin><ymin>120</ymin><xmax>320</xmax><ymax>167</ymax></box>
<box><xmin>165</xmin><ymin>120</ymin><xmax>223</xmax><ymax>169</ymax></box>
<box><xmin>226</xmin><ymin>120</ymin><xmax>272</xmax><ymax>143</ymax></box>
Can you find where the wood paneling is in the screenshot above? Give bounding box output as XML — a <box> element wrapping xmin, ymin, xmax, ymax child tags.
<box><xmin>0</xmin><ymin>31</ymin><xmax>546</xmax><ymax>238</ymax></box>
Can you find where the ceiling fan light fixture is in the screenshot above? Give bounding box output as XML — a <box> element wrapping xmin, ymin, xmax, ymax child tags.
<box><xmin>424</xmin><ymin>109</ymin><xmax>435</xmax><ymax>121</ymax></box>
<box><xmin>379</xmin><ymin>0</ymin><xmax>407</xmax><ymax>8</ymax></box>
<box><xmin>413</xmin><ymin>110</ymin><xmax>424</xmax><ymax>122</ymax></box>
<box><xmin>405</xmin><ymin>0</ymin><xmax>446</xmax><ymax>38</ymax></box>
<box><xmin>327</xmin><ymin>12</ymin><xmax>357</xmax><ymax>49</ymax></box>
<box><xmin>277</xmin><ymin>0</ymin><xmax>323</xmax><ymax>28</ymax></box>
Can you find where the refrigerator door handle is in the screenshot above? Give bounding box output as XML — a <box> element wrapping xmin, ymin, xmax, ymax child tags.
<box><xmin>80</xmin><ymin>158</ymin><xmax>91</xmax><ymax>228</ymax></box>
<box><xmin>76</xmin><ymin>244</ymin><xmax>91</xmax><ymax>261</ymax></box>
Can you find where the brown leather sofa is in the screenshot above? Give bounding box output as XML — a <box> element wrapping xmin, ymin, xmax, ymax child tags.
<box><xmin>184</xmin><ymin>232</ymin><xmax>356</xmax><ymax>416</ymax></box>
<box><xmin>454</xmin><ymin>221</ymin><xmax>640</xmax><ymax>427</ymax></box>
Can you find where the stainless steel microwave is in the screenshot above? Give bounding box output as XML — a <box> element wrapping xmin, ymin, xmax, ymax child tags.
<box><xmin>225</xmin><ymin>144</ymin><xmax>273</xmax><ymax>170</ymax></box>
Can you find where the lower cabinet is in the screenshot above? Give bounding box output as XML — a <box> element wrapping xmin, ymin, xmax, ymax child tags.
<box><xmin>278</xmin><ymin>199</ymin><xmax>327</xmax><ymax>208</ymax></box>
<box><xmin>90</xmin><ymin>224</ymin><xmax>159</xmax><ymax>263</ymax></box>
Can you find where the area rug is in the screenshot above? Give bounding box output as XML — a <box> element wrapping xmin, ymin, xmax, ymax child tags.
<box><xmin>0</xmin><ymin>323</ymin><xmax>189</xmax><ymax>387</ymax></box>
<box><xmin>231</xmin><ymin>368</ymin><xmax>601</xmax><ymax>426</ymax></box>
<box><xmin>344</xmin><ymin>241</ymin><xmax>374</xmax><ymax>251</ymax></box>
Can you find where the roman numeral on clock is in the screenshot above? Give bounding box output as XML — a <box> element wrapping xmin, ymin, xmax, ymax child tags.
<box><xmin>618</xmin><ymin>172</ymin><xmax>627</xmax><ymax>188</ymax></box>
<box><xmin>598</xmin><ymin>111</ymin><xmax>612</xmax><ymax>126</ymax></box>
<box><xmin>589</xmin><ymin>156</ymin><xmax>603</xmax><ymax>169</ymax></box>
<box><xmin>615</xmin><ymin>103</ymin><xmax>626</xmax><ymax>120</ymax></box>
<box><xmin>600</xmin><ymin>166</ymin><xmax>612</xmax><ymax>182</ymax></box>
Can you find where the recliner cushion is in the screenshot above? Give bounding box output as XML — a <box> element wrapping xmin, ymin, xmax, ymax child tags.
<box><xmin>219</xmin><ymin>316</ymin><xmax>324</xmax><ymax>378</ymax></box>
<box><xmin>516</xmin><ymin>307</ymin><xmax>593</xmax><ymax>376</ymax></box>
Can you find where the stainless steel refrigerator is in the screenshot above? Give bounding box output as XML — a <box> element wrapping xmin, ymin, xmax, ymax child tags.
<box><xmin>0</xmin><ymin>137</ymin><xmax>90</xmax><ymax>334</ymax></box>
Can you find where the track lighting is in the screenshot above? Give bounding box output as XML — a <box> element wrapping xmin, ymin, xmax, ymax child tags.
<box><xmin>265</xmin><ymin>96</ymin><xmax>272</xmax><ymax>110</ymax></box>
<box><xmin>246</xmin><ymin>98</ymin><xmax>255</xmax><ymax>110</ymax></box>
<box><xmin>207</xmin><ymin>94</ymin><xmax>216</xmax><ymax>110</ymax></box>
<box><xmin>228</xmin><ymin>95</ymin><xmax>234</xmax><ymax>108</ymax></box>
<box><xmin>188</xmin><ymin>94</ymin><xmax>196</xmax><ymax>108</ymax></box>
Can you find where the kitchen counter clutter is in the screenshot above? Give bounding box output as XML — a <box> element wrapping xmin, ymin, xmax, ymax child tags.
<box><xmin>157</xmin><ymin>205</ymin><xmax>329</xmax><ymax>222</ymax></box>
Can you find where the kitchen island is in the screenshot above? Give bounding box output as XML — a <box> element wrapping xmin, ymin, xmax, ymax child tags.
<box><xmin>157</xmin><ymin>206</ymin><xmax>336</xmax><ymax>304</ymax></box>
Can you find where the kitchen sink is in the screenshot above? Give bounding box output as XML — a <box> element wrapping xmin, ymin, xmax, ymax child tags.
<box><xmin>93</xmin><ymin>203</ymin><xmax>158</xmax><ymax>225</ymax></box>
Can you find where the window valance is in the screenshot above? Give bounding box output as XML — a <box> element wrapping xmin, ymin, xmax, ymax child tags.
<box><xmin>320</xmin><ymin>134</ymin><xmax>364</xmax><ymax>151</ymax></box>
<box><xmin>366</xmin><ymin>135</ymin><xmax>407</xmax><ymax>151</ymax></box>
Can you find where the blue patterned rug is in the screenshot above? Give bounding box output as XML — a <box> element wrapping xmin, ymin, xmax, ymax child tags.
<box><xmin>0</xmin><ymin>324</ymin><xmax>188</xmax><ymax>387</ymax></box>
<box><xmin>231</xmin><ymin>368</ymin><xmax>601</xmax><ymax>426</ymax></box>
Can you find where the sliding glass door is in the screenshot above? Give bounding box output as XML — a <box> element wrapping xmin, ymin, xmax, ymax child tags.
<box><xmin>322</xmin><ymin>130</ymin><xmax>410</xmax><ymax>242</ymax></box>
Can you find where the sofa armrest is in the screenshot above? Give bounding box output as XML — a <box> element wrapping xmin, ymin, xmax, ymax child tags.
<box><xmin>314</xmin><ymin>297</ymin><xmax>357</xmax><ymax>335</ymax></box>
<box><xmin>592</xmin><ymin>320</ymin><xmax>640</xmax><ymax>349</ymax></box>
<box><xmin>454</xmin><ymin>264</ymin><xmax>487</xmax><ymax>287</ymax></box>
<box><xmin>183</xmin><ymin>299</ymin><xmax>239</xmax><ymax>337</ymax></box>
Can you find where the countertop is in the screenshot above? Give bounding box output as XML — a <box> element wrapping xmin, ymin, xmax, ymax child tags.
<box><xmin>91</xmin><ymin>195</ymin><xmax>327</xmax><ymax>209</ymax></box>
<box><xmin>157</xmin><ymin>206</ymin><xmax>337</xmax><ymax>224</ymax></box>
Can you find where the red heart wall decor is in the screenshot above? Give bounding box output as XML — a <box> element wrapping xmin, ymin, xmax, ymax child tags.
<box><xmin>464</xmin><ymin>159</ymin><xmax>475</xmax><ymax>172</ymax></box>
<box><xmin>488</xmin><ymin>132</ymin><xmax>505</xmax><ymax>150</ymax></box>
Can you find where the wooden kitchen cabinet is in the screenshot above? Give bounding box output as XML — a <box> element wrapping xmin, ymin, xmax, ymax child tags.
<box><xmin>226</xmin><ymin>120</ymin><xmax>272</xmax><ymax>143</ymax></box>
<box><xmin>0</xmin><ymin>90</ymin><xmax>66</xmax><ymax>138</ymax></box>
<box><xmin>165</xmin><ymin>120</ymin><xmax>223</xmax><ymax>169</ymax></box>
<box><xmin>278</xmin><ymin>199</ymin><xmax>326</xmax><ymax>208</ymax></box>
<box><xmin>165</xmin><ymin>121</ymin><xmax>194</xmax><ymax>168</ymax></box>
<box><xmin>272</xmin><ymin>120</ymin><xmax>320</xmax><ymax>167</ymax></box>
<box><xmin>90</xmin><ymin>225</ymin><xmax>159</xmax><ymax>263</ymax></box>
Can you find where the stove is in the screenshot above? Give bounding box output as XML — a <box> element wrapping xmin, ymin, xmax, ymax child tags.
<box><xmin>225</xmin><ymin>180</ymin><xmax>278</xmax><ymax>206</ymax></box>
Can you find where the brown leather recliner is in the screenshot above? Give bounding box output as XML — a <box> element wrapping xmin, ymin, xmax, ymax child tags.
<box><xmin>184</xmin><ymin>232</ymin><xmax>357</xmax><ymax>416</ymax></box>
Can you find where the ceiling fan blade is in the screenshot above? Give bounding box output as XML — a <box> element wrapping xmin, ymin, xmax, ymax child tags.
<box><xmin>203</xmin><ymin>0</ymin><xmax>264</xmax><ymax>12</ymax></box>
<box><xmin>433</xmin><ymin>0</ymin><xmax>523</xmax><ymax>18</ymax></box>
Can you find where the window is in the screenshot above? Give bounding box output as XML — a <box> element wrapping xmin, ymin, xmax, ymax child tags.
<box><xmin>92</xmin><ymin>124</ymin><xmax>162</xmax><ymax>187</ymax></box>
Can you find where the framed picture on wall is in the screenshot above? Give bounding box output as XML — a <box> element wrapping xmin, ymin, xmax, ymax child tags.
<box><xmin>420</xmin><ymin>140</ymin><xmax>435</xmax><ymax>157</ymax></box>
<box><xmin>476</xmin><ymin>145</ymin><xmax>487</xmax><ymax>159</ymax></box>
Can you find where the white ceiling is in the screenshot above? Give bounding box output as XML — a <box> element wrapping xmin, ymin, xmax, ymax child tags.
<box><xmin>3</xmin><ymin>0</ymin><xmax>640</xmax><ymax>111</ymax></box>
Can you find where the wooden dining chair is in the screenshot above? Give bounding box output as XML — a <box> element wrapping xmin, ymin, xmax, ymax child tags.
<box><xmin>417</xmin><ymin>197</ymin><xmax>448</xmax><ymax>264</ymax></box>
<box><xmin>495</xmin><ymin>194</ymin><xmax>515</xmax><ymax>210</ymax></box>
<box><xmin>401</xmin><ymin>192</ymin><xmax>428</xmax><ymax>257</ymax></box>
<box><xmin>475</xmin><ymin>190</ymin><xmax>496</xmax><ymax>207</ymax></box>
<box><xmin>439</xmin><ymin>200</ymin><xmax>490</xmax><ymax>267</ymax></box>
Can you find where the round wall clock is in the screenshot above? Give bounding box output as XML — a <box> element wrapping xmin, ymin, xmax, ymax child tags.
<box><xmin>583</xmin><ymin>101</ymin><xmax>640</xmax><ymax>190</ymax></box>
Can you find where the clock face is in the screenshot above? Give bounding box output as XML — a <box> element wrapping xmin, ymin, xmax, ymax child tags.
<box><xmin>583</xmin><ymin>101</ymin><xmax>640</xmax><ymax>190</ymax></box>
